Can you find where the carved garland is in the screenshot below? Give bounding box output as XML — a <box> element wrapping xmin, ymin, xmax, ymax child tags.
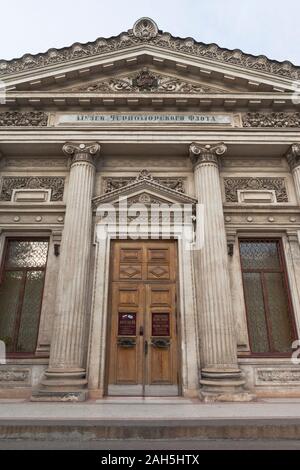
<box><xmin>224</xmin><ymin>177</ymin><xmax>288</xmax><ymax>203</ymax></box>
<box><xmin>0</xmin><ymin>19</ymin><xmax>299</xmax><ymax>80</ymax></box>
<box><xmin>0</xmin><ymin>176</ymin><xmax>65</xmax><ymax>201</ymax></box>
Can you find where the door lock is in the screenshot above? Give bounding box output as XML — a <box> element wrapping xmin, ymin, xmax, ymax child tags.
<box><xmin>144</xmin><ymin>340</ymin><xmax>148</xmax><ymax>355</ymax></box>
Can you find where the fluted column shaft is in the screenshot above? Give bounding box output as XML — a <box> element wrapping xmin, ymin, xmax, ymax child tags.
<box><xmin>39</xmin><ymin>143</ymin><xmax>100</xmax><ymax>398</ymax></box>
<box><xmin>287</xmin><ymin>143</ymin><xmax>300</xmax><ymax>204</ymax></box>
<box><xmin>190</xmin><ymin>143</ymin><xmax>246</xmax><ymax>399</ymax></box>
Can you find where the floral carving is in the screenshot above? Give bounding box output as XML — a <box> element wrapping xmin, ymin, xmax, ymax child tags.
<box><xmin>74</xmin><ymin>68</ymin><xmax>224</xmax><ymax>93</ymax></box>
<box><xmin>242</xmin><ymin>113</ymin><xmax>300</xmax><ymax>128</ymax></box>
<box><xmin>0</xmin><ymin>20</ymin><xmax>299</xmax><ymax>80</ymax></box>
<box><xmin>0</xmin><ymin>111</ymin><xmax>48</xmax><ymax>127</ymax></box>
<box><xmin>224</xmin><ymin>177</ymin><xmax>288</xmax><ymax>203</ymax></box>
<box><xmin>0</xmin><ymin>176</ymin><xmax>65</xmax><ymax>201</ymax></box>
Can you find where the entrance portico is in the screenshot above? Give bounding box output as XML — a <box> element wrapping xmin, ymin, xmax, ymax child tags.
<box><xmin>0</xmin><ymin>18</ymin><xmax>300</xmax><ymax>402</ymax></box>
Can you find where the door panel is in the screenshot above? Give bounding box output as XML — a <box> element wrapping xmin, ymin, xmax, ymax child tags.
<box><xmin>107</xmin><ymin>241</ymin><xmax>179</xmax><ymax>396</ymax></box>
<box><xmin>146</xmin><ymin>284</ymin><xmax>177</xmax><ymax>387</ymax></box>
<box><xmin>108</xmin><ymin>282</ymin><xmax>144</xmax><ymax>388</ymax></box>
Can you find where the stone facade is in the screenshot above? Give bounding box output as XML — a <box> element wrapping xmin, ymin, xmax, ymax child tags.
<box><xmin>0</xmin><ymin>18</ymin><xmax>300</xmax><ymax>402</ymax></box>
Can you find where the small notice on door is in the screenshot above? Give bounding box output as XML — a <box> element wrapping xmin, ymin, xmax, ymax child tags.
<box><xmin>152</xmin><ymin>313</ymin><xmax>170</xmax><ymax>336</ymax></box>
<box><xmin>118</xmin><ymin>313</ymin><xmax>136</xmax><ymax>336</ymax></box>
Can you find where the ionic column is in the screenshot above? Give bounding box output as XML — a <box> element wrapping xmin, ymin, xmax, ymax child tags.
<box><xmin>286</xmin><ymin>143</ymin><xmax>300</xmax><ymax>204</ymax></box>
<box><xmin>189</xmin><ymin>143</ymin><xmax>252</xmax><ymax>401</ymax></box>
<box><xmin>34</xmin><ymin>142</ymin><xmax>100</xmax><ymax>401</ymax></box>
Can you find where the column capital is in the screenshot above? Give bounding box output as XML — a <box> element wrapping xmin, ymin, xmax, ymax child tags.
<box><xmin>286</xmin><ymin>143</ymin><xmax>300</xmax><ymax>171</ymax></box>
<box><xmin>62</xmin><ymin>142</ymin><xmax>101</xmax><ymax>166</ymax></box>
<box><xmin>189</xmin><ymin>142</ymin><xmax>227</xmax><ymax>168</ymax></box>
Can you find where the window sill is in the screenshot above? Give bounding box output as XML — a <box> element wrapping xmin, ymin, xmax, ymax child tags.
<box><xmin>238</xmin><ymin>356</ymin><xmax>295</xmax><ymax>365</ymax></box>
<box><xmin>4</xmin><ymin>357</ymin><xmax>49</xmax><ymax>365</ymax></box>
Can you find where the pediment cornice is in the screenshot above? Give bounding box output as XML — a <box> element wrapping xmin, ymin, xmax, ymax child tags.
<box><xmin>1</xmin><ymin>17</ymin><xmax>299</xmax><ymax>85</ymax></box>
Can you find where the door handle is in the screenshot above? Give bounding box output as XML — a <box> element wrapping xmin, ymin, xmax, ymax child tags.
<box><xmin>117</xmin><ymin>338</ymin><xmax>136</xmax><ymax>348</ymax></box>
<box><xmin>144</xmin><ymin>340</ymin><xmax>148</xmax><ymax>355</ymax></box>
<box><xmin>151</xmin><ymin>338</ymin><xmax>170</xmax><ymax>349</ymax></box>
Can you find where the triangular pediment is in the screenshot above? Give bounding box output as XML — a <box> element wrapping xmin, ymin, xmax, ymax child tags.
<box><xmin>1</xmin><ymin>18</ymin><xmax>299</xmax><ymax>94</ymax></box>
<box><xmin>93</xmin><ymin>171</ymin><xmax>197</xmax><ymax>208</ymax></box>
<box><xmin>59</xmin><ymin>68</ymin><xmax>229</xmax><ymax>94</ymax></box>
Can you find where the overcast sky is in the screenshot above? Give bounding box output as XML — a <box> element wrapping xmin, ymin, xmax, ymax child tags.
<box><xmin>0</xmin><ymin>0</ymin><xmax>299</xmax><ymax>65</ymax></box>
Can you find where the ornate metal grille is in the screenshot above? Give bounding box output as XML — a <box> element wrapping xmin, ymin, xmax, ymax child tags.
<box><xmin>240</xmin><ymin>239</ymin><xmax>296</xmax><ymax>355</ymax></box>
<box><xmin>0</xmin><ymin>239</ymin><xmax>49</xmax><ymax>355</ymax></box>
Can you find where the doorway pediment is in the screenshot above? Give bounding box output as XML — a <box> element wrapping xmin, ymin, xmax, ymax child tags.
<box><xmin>93</xmin><ymin>170</ymin><xmax>197</xmax><ymax>209</ymax></box>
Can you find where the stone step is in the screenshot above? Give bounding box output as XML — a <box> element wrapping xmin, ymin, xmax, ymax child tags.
<box><xmin>1</xmin><ymin>418</ymin><xmax>300</xmax><ymax>441</ymax></box>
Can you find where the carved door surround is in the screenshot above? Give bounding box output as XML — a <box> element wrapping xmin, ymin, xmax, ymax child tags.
<box><xmin>87</xmin><ymin>178</ymin><xmax>200</xmax><ymax>399</ymax></box>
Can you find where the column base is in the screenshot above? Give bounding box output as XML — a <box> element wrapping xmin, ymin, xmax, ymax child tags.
<box><xmin>31</xmin><ymin>368</ymin><xmax>88</xmax><ymax>402</ymax></box>
<box><xmin>199</xmin><ymin>367</ymin><xmax>256</xmax><ymax>402</ymax></box>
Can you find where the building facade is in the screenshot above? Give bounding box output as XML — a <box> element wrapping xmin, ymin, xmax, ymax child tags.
<box><xmin>0</xmin><ymin>18</ymin><xmax>300</xmax><ymax>401</ymax></box>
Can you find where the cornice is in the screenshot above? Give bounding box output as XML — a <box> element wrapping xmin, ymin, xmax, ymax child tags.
<box><xmin>0</xmin><ymin>18</ymin><xmax>299</xmax><ymax>81</ymax></box>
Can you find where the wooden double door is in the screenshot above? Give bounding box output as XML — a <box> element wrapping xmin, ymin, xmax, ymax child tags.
<box><xmin>107</xmin><ymin>241</ymin><xmax>179</xmax><ymax>396</ymax></box>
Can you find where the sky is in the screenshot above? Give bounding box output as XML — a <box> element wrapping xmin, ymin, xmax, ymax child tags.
<box><xmin>0</xmin><ymin>0</ymin><xmax>299</xmax><ymax>65</ymax></box>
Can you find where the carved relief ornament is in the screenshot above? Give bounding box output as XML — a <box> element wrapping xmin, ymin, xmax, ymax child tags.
<box><xmin>243</xmin><ymin>113</ymin><xmax>300</xmax><ymax>128</ymax></box>
<box><xmin>224</xmin><ymin>177</ymin><xmax>288</xmax><ymax>202</ymax></box>
<box><xmin>74</xmin><ymin>68</ymin><xmax>225</xmax><ymax>93</ymax></box>
<box><xmin>103</xmin><ymin>171</ymin><xmax>186</xmax><ymax>194</ymax></box>
<box><xmin>0</xmin><ymin>176</ymin><xmax>65</xmax><ymax>201</ymax></box>
<box><xmin>0</xmin><ymin>111</ymin><xmax>48</xmax><ymax>127</ymax></box>
<box><xmin>62</xmin><ymin>142</ymin><xmax>101</xmax><ymax>165</ymax></box>
<box><xmin>189</xmin><ymin>142</ymin><xmax>227</xmax><ymax>168</ymax></box>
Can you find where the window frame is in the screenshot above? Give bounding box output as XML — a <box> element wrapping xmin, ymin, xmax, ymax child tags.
<box><xmin>239</xmin><ymin>237</ymin><xmax>298</xmax><ymax>358</ymax></box>
<box><xmin>0</xmin><ymin>236</ymin><xmax>49</xmax><ymax>358</ymax></box>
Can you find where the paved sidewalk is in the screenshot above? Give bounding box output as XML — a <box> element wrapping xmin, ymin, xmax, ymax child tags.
<box><xmin>0</xmin><ymin>397</ymin><xmax>300</xmax><ymax>421</ymax></box>
<box><xmin>1</xmin><ymin>398</ymin><xmax>300</xmax><ymax>443</ymax></box>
